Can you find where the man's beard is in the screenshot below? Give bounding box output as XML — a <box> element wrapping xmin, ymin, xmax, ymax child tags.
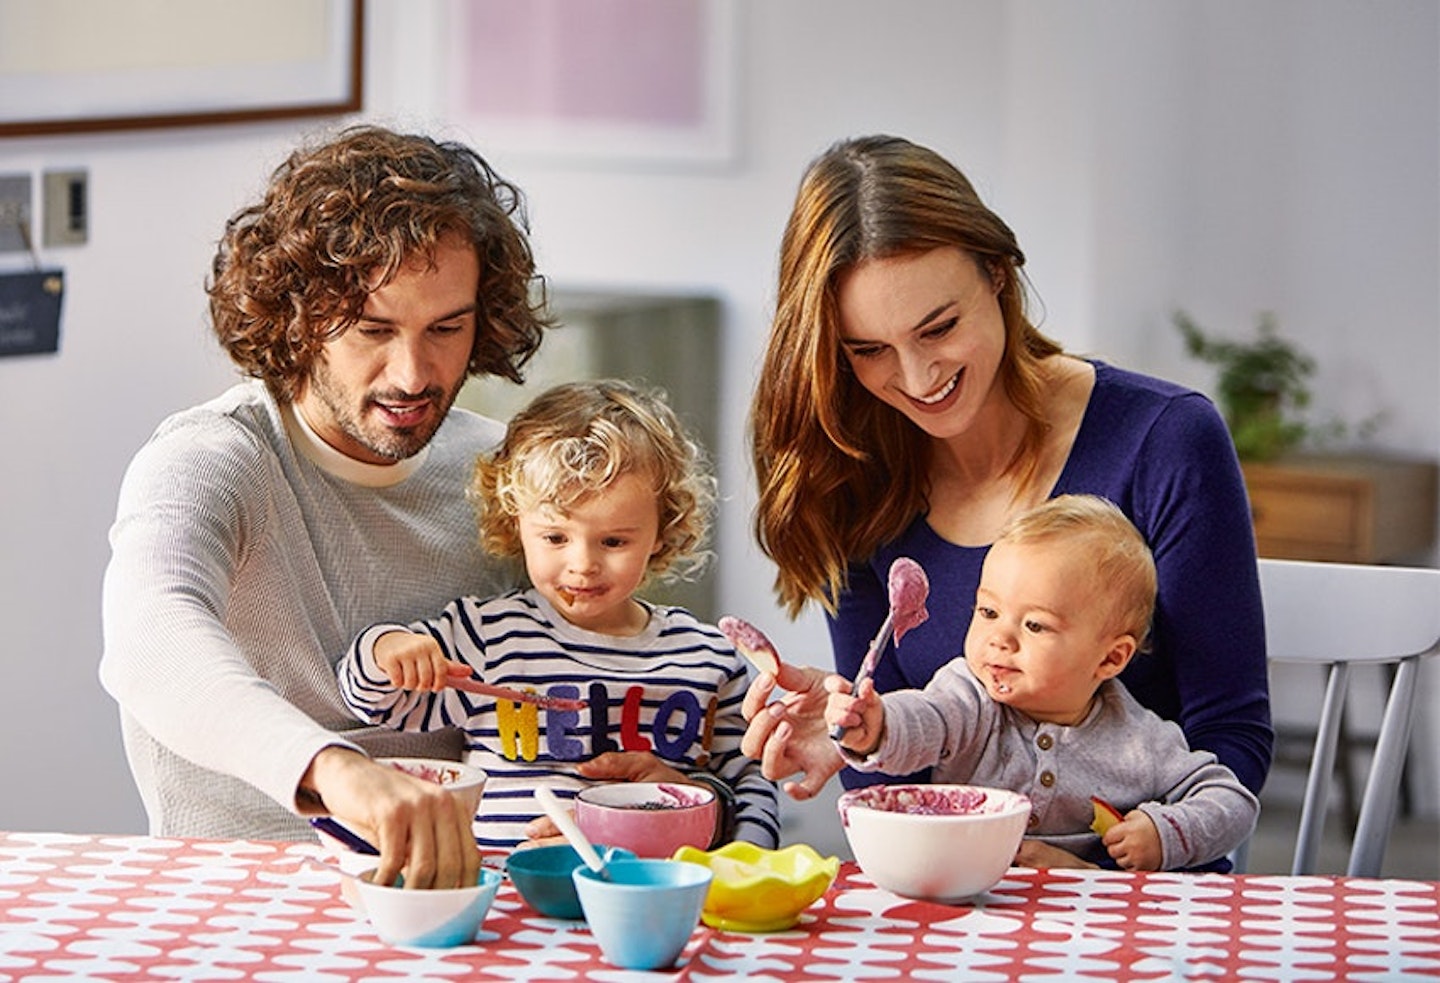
<box><xmin>307</xmin><ymin>362</ymin><xmax>464</xmax><ymax>462</ymax></box>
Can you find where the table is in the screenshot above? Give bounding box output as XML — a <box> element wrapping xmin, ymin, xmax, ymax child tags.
<box><xmin>2</xmin><ymin>832</ymin><xmax>1437</xmax><ymax>981</ymax></box>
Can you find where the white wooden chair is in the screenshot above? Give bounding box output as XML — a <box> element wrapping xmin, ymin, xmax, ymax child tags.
<box><xmin>1258</xmin><ymin>557</ymin><xmax>1440</xmax><ymax>877</ymax></box>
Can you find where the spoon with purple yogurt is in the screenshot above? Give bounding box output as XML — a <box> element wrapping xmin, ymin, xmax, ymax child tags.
<box><xmin>829</xmin><ymin>556</ymin><xmax>930</xmax><ymax>740</ymax></box>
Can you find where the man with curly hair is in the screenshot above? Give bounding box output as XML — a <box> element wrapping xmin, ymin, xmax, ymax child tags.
<box><xmin>100</xmin><ymin>125</ymin><xmax>551</xmax><ymax>889</ymax></box>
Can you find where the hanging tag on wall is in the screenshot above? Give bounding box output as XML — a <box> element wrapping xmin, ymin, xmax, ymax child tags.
<box><xmin>0</xmin><ymin>269</ymin><xmax>64</xmax><ymax>356</ymax></box>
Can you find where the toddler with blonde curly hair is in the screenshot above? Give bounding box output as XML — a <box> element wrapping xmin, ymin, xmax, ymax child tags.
<box><xmin>339</xmin><ymin>379</ymin><xmax>779</xmax><ymax>852</ymax></box>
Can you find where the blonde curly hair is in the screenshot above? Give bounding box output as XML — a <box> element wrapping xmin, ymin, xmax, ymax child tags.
<box><xmin>472</xmin><ymin>379</ymin><xmax>716</xmax><ymax>584</ymax></box>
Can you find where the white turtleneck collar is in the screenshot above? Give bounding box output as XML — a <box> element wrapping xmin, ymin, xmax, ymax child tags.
<box><xmin>280</xmin><ymin>401</ymin><xmax>430</xmax><ymax>488</ymax></box>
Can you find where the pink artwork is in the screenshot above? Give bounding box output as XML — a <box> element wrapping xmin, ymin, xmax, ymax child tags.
<box><xmin>462</xmin><ymin>0</ymin><xmax>705</xmax><ymax>127</ymax></box>
<box><xmin>451</xmin><ymin>0</ymin><xmax>734</xmax><ymax>164</ymax></box>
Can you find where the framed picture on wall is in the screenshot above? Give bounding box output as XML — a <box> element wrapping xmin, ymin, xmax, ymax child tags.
<box><xmin>0</xmin><ymin>0</ymin><xmax>363</xmax><ymax>137</ymax></box>
<box><xmin>446</xmin><ymin>0</ymin><xmax>737</xmax><ymax>168</ymax></box>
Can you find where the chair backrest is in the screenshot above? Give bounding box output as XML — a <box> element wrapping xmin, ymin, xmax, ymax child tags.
<box><xmin>1258</xmin><ymin>557</ymin><xmax>1440</xmax><ymax>877</ymax></box>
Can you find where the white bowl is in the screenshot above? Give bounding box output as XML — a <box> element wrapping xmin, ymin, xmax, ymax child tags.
<box><xmin>838</xmin><ymin>784</ymin><xmax>1030</xmax><ymax>901</ymax></box>
<box><xmin>378</xmin><ymin>757</ymin><xmax>488</xmax><ymax>818</ymax></box>
<box><xmin>353</xmin><ymin>866</ymin><xmax>502</xmax><ymax>947</ymax></box>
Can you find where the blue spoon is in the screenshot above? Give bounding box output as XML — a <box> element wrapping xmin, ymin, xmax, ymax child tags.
<box><xmin>309</xmin><ymin>816</ymin><xmax>379</xmax><ymax>856</ymax></box>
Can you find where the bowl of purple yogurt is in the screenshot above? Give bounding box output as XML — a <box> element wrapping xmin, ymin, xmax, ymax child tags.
<box><xmin>838</xmin><ymin>784</ymin><xmax>1031</xmax><ymax>901</ymax></box>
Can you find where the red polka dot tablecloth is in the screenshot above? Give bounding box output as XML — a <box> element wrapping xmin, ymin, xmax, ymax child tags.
<box><xmin>1</xmin><ymin>832</ymin><xmax>1437</xmax><ymax>980</ymax></box>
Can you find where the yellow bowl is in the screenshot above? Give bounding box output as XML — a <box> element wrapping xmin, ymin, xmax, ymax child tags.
<box><xmin>671</xmin><ymin>841</ymin><xmax>839</xmax><ymax>932</ymax></box>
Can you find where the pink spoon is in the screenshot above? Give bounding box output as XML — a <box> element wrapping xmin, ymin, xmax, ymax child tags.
<box><xmin>447</xmin><ymin>677</ymin><xmax>587</xmax><ymax>711</ymax></box>
<box><xmin>830</xmin><ymin>556</ymin><xmax>929</xmax><ymax>740</ymax></box>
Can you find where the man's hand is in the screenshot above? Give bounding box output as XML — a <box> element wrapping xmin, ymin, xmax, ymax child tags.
<box><xmin>303</xmin><ymin>747</ymin><xmax>480</xmax><ymax>890</ymax></box>
<box><xmin>740</xmin><ymin>663</ymin><xmax>845</xmax><ymax>801</ymax></box>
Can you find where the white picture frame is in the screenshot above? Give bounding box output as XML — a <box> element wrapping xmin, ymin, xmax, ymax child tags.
<box><xmin>0</xmin><ymin>0</ymin><xmax>363</xmax><ymax>137</ymax></box>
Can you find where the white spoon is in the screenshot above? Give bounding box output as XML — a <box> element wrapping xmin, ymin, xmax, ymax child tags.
<box><xmin>304</xmin><ymin>856</ymin><xmax>375</xmax><ymax>885</ymax></box>
<box><xmin>534</xmin><ymin>786</ymin><xmax>609</xmax><ymax>880</ymax></box>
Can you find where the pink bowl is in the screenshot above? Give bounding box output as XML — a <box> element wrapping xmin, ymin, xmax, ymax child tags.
<box><xmin>574</xmin><ymin>782</ymin><xmax>718</xmax><ymax>859</ymax></box>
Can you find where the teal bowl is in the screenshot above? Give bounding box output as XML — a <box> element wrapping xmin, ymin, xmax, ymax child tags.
<box><xmin>507</xmin><ymin>844</ymin><xmax>635</xmax><ymax>919</ymax></box>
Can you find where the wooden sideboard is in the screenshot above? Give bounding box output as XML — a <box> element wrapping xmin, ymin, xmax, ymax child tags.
<box><xmin>1240</xmin><ymin>453</ymin><xmax>1439</xmax><ymax>563</ymax></box>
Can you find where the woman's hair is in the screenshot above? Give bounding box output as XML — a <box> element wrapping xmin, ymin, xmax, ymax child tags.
<box><xmin>751</xmin><ymin>134</ymin><xmax>1064</xmax><ymax>616</ymax></box>
<box><xmin>208</xmin><ymin>124</ymin><xmax>553</xmax><ymax>402</ymax></box>
<box><xmin>472</xmin><ymin>379</ymin><xmax>716</xmax><ymax>583</ymax></box>
<box><xmin>995</xmin><ymin>494</ymin><xmax>1157</xmax><ymax>646</ymax></box>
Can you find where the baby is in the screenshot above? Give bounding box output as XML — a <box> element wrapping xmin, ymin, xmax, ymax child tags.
<box><xmin>826</xmin><ymin>494</ymin><xmax>1258</xmax><ymax>871</ymax></box>
<box><xmin>339</xmin><ymin>379</ymin><xmax>779</xmax><ymax>851</ymax></box>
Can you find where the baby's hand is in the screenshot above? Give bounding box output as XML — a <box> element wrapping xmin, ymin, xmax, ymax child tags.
<box><xmin>1014</xmin><ymin>839</ymin><xmax>1096</xmax><ymax>870</ymax></box>
<box><xmin>1102</xmin><ymin>809</ymin><xmax>1163</xmax><ymax>871</ymax></box>
<box><xmin>823</xmin><ymin>676</ymin><xmax>884</xmax><ymax>755</ymax></box>
<box><xmin>373</xmin><ymin>631</ymin><xmax>458</xmax><ymax>692</ymax></box>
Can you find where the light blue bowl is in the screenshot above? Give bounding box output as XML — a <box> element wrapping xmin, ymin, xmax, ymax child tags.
<box><xmin>354</xmin><ymin>866</ymin><xmax>502</xmax><ymax>948</ymax></box>
<box><xmin>573</xmin><ymin>859</ymin><xmax>712</xmax><ymax>969</ymax></box>
<box><xmin>506</xmin><ymin>843</ymin><xmax>636</xmax><ymax>919</ymax></box>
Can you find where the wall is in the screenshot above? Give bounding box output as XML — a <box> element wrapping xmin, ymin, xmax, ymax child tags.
<box><xmin>0</xmin><ymin>0</ymin><xmax>1434</xmax><ymax>842</ymax></box>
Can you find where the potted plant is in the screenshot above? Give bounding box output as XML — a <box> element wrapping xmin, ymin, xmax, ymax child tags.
<box><xmin>1173</xmin><ymin>309</ymin><xmax>1349</xmax><ymax>461</ymax></box>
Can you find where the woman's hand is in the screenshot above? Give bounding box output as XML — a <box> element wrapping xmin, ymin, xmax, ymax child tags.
<box><xmin>303</xmin><ymin>747</ymin><xmax>480</xmax><ymax>890</ymax></box>
<box><xmin>740</xmin><ymin>663</ymin><xmax>845</xmax><ymax>800</ymax></box>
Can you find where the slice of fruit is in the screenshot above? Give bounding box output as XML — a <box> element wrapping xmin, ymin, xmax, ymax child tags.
<box><xmin>1090</xmin><ymin>796</ymin><xmax>1124</xmax><ymax>835</ymax></box>
<box><xmin>717</xmin><ymin>615</ymin><xmax>783</xmax><ymax>677</ymax></box>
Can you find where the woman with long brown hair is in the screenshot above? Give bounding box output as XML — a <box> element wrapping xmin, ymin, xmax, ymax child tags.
<box><xmin>741</xmin><ymin>135</ymin><xmax>1270</xmax><ymax>868</ymax></box>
